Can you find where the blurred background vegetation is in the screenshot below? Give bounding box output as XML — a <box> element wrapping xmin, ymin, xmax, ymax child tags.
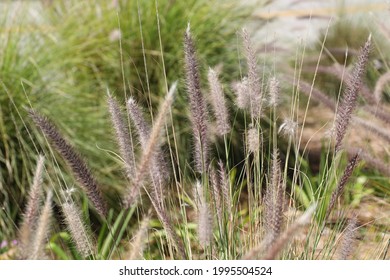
<box><xmin>0</xmin><ymin>0</ymin><xmax>257</xmax><ymax>241</ymax></box>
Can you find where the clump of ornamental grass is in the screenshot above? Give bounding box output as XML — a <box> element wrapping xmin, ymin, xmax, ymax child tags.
<box><xmin>17</xmin><ymin>23</ymin><xmax>389</xmax><ymax>261</ymax></box>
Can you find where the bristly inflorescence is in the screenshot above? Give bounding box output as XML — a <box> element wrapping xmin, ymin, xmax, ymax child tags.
<box><xmin>208</xmin><ymin>67</ymin><xmax>230</xmax><ymax>136</ymax></box>
<box><xmin>29</xmin><ymin>109</ymin><xmax>108</xmax><ymax>217</ymax></box>
<box><xmin>19</xmin><ymin>155</ymin><xmax>45</xmax><ymax>257</ymax></box>
<box><xmin>241</xmin><ymin>28</ymin><xmax>263</xmax><ymax>119</ymax></box>
<box><xmin>184</xmin><ymin>24</ymin><xmax>210</xmax><ymax>174</ymax></box>
<box><xmin>334</xmin><ymin>35</ymin><xmax>371</xmax><ymax>153</ymax></box>
<box><xmin>107</xmin><ymin>94</ymin><xmax>136</xmax><ymax>179</ymax></box>
<box><xmin>326</xmin><ymin>153</ymin><xmax>360</xmax><ymax>220</ymax></box>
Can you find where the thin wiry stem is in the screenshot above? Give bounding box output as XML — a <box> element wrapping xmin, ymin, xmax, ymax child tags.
<box><xmin>184</xmin><ymin>24</ymin><xmax>209</xmax><ymax>174</ymax></box>
<box><xmin>29</xmin><ymin>110</ymin><xmax>107</xmax><ymax>217</ymax></box>
<box><xmin>334</xmin><ymin>35</ymin><xmax>371</xmax><ymax>153</ymax></box>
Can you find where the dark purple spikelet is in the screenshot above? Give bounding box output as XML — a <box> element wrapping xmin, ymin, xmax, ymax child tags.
<box><xmin>29</xmin><ymin>109</ymin><xmax>107</xmax><ymax>217</ymax></box>
<box><xmin>326</xmin><ymin>153</ymin><xmax>360</xmax><ymax>220</ymax></box>
<box><xmin>184</xmin><ymin>24</ymin><xmax>209</xmax><ymax>174</ymax></box>
<box><xmin>334</xmin><ymin>35</ymin><xmax>371</xmax><ymax>153</ymax></box>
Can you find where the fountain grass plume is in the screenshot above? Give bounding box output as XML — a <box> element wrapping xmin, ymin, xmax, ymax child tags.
<box><xmin>264</xmin><ymin>149</ymin><xmax>284</xmax><ymax>244</ymax></box>
<box><xmin>210</xmin><ymin>167</ymin><xmax>223</xmax><ymax>224</ymax></box>
<box><xmin>62</xmin><ymin>201</ymin><xmax>94</xmax><ymax>258</ymax></box>
<box><xmin>127</xmin><ymin>97</ymin><xmax>170</xmax><ymax>206</ymax></box>
<box><xmin>184</xmin><ymin>23</ymin><xmax>210</xmax><ymax>174</ymax></box>
<box><xmin>339</xmin><ymin>214</ymin><xmax>358</xmax><ymax>260</ymax></box>
<box><xmin>123</xmin><ymin>82</ymin><xmax>177</xmax><ymax>208</ymax></box>
<box><xmin>326</xmin><ymin>153</ymin><xmax>360</xmax><ymax>220</ymax></box>
<box><xmin>107</xmin><ymin>94</ymin><xmax>136</xmax><ymax>180</ymax></box>
<box><xmin>334</xmin><ymin>35</ymin><xmax>371</xmax><ymax>153</ymax></box>
<box><xmin>194</xmin><ymin>181</ymin><xmax>213</xmax><ymax>248</ymax></box>
<box><xmin>241</xmin><ymin>28</ymin><xmax>262</xmax><ymax>118</ymax></box>
<box><xmin>208</xmin><ymin>67</ymin><xmax>230</xmax><ymax>136</ymax></box>
<box><xmin>19</xmin><ymin>155</ymin><xmax>45</xmax><ymax>256</ymax></box>
<box><xmin>28</xmin><ymin>191</ymin><xmax>53</xmax><ymax>260</ymax></box>
<box><xmin>29</xmin><ymin>109</ymin><xmax>108</xmax><ymax>217</ymax></box>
